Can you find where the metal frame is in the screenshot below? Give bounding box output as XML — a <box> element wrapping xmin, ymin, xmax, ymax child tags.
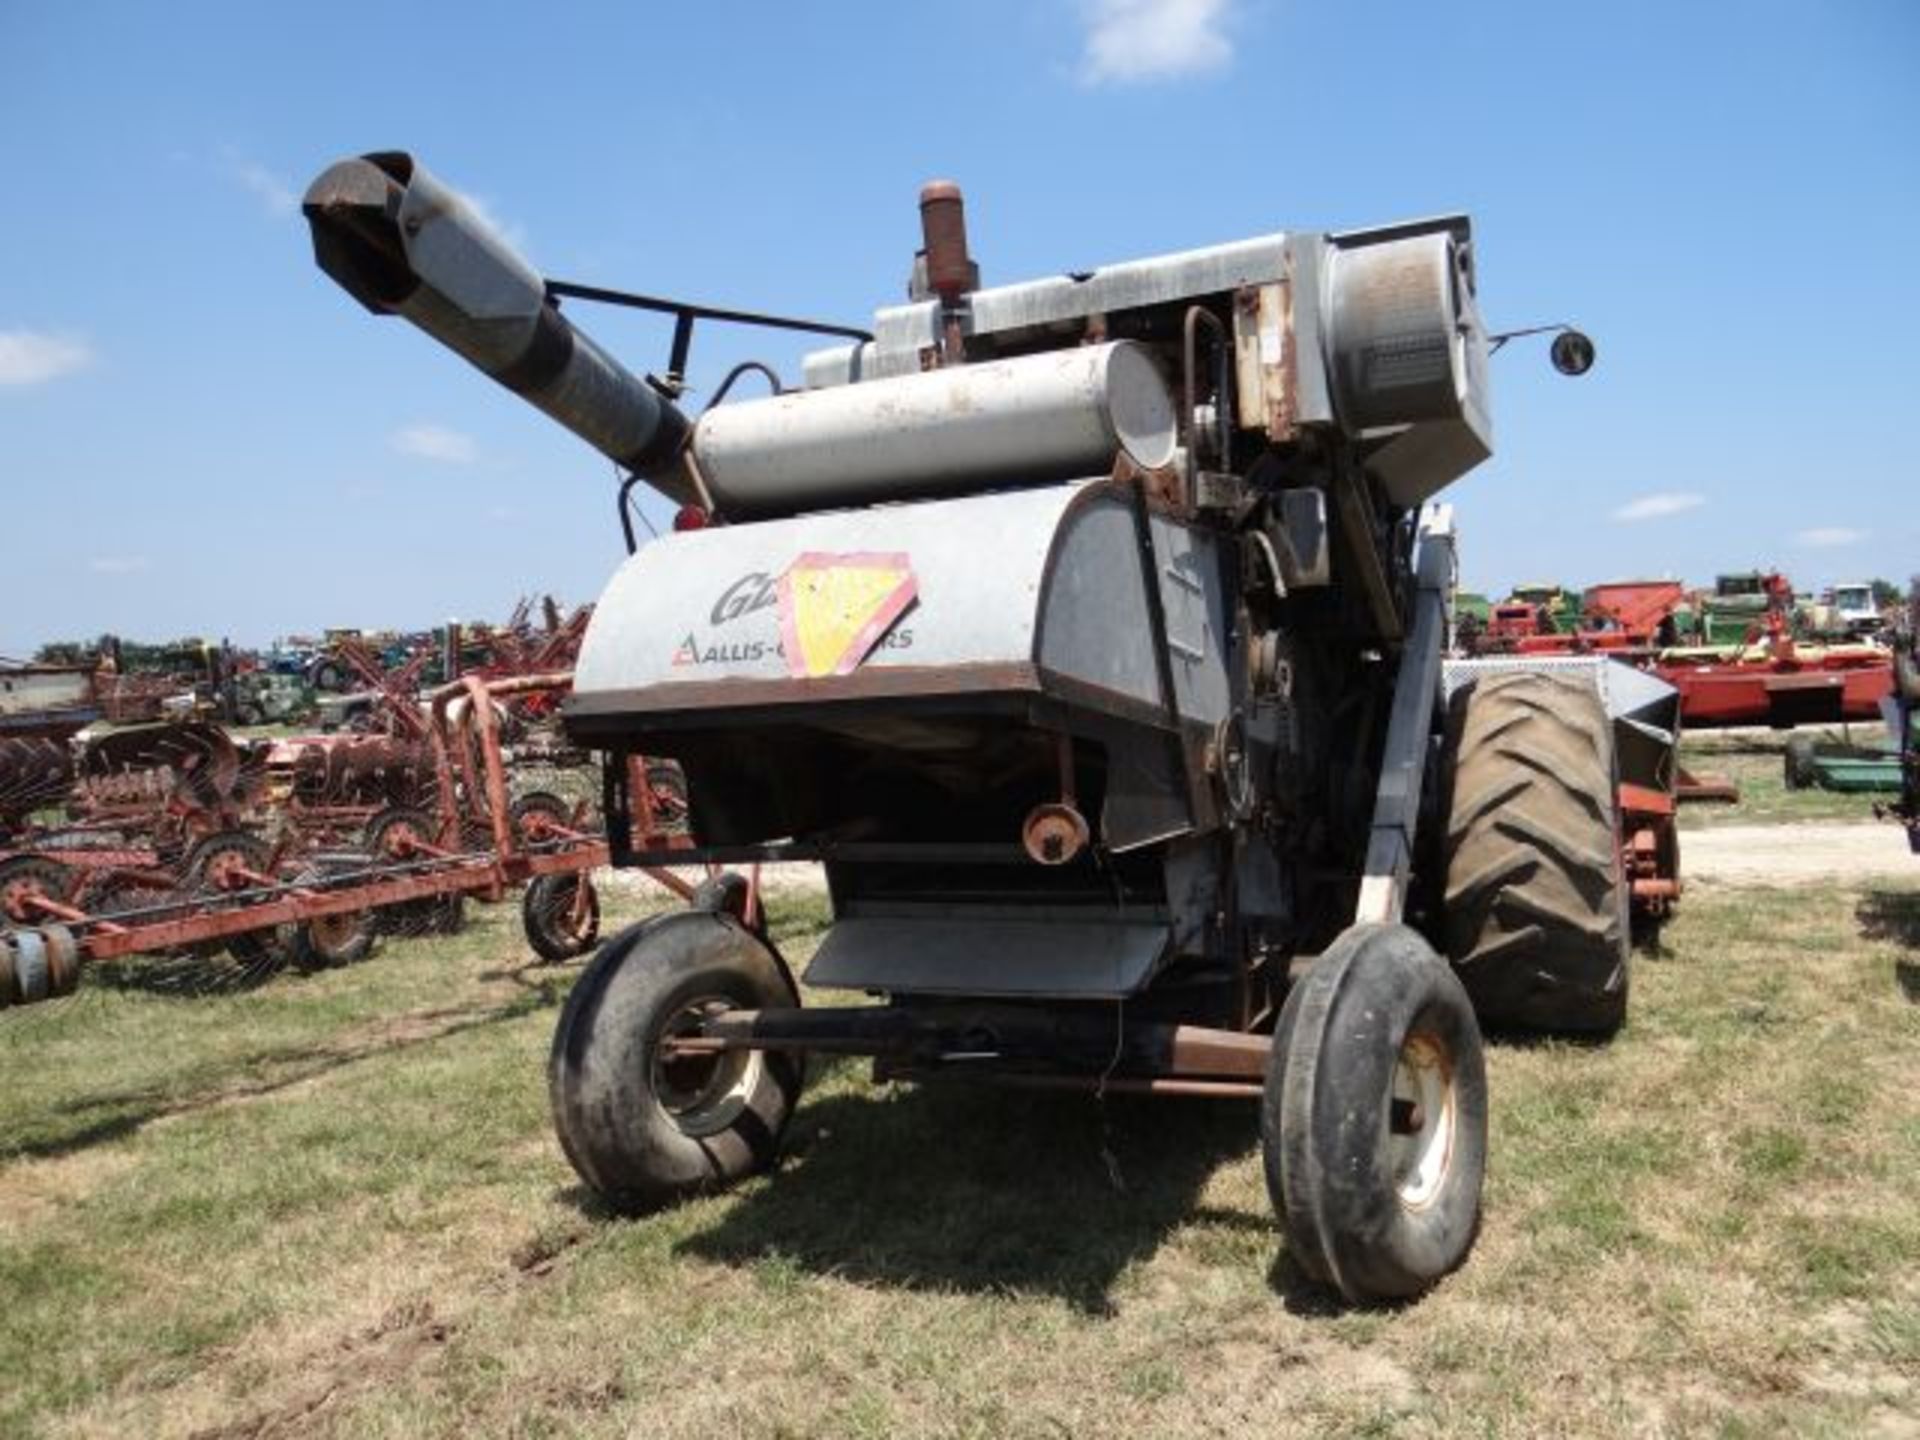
<box><xmin>544</xmin><ymin>279</ymin><xmax>872</xmax><ymax>398</ymax></box>
<box><xmin>657</xmin><ymin>1005</ymin><xmax>1271</xmax><ymax>1100</ymax></box>
<box><xmin>1355</xmin><ymin>507</ymin><xmax>1454</xmax><ymax>926</ymax></box>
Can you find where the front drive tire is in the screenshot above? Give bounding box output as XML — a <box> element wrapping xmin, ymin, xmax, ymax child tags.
<box><xmin>1440</xmin><ymin>671</ymin><xmax>1631</xmax><ymax>1035</ymax></box>
<box><xmin>1264</xmin><ymin>924</ymin><xmax>1488</xmax><ymax>1304</ymax></box>
<box><xmin>549</xmin><ymin>910</ymin><xmax>803</xmax><ymax>1213</ymax></box>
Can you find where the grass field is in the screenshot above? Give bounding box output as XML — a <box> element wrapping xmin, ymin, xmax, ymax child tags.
<box><xmin>4</xmin><ymin>874</ymin><xmax>1919</xmax><ymax>1438</ymax></box>
<box><xmin>1678</xmin><ymin>728</ymin><xmax>1901</xmax><ymax>829</ymax></box>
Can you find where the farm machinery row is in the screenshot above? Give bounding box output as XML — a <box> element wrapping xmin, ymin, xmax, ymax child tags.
<box><xmin>303</xmin><ymin>596</ymin><xmax>595</xmax><ymax>730</ymax></box>
<box><xmin>19</xmin><ymin>594</ymin><xmax>594</xmax><ymax>735</ymax></box>
<box><xmin>1461</xmin><ymin>572</ymin><xmax>1895</xmax><ymax>731</ymax></box>
<box><xmin>0</xmin><ymin>671</ymin><xmax>701</xmax><ymax>1008</ymax></box>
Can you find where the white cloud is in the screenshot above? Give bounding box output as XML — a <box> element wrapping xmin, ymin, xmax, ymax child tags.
<box><xmin>88</xmin><ymin>556</ymin><xmax>149</xmax><ymax>575</ymax></box>
<box><xmin>449</xmin><ymin>187</ymin><xmax>528</xmax><ymax>251</ymax></box>
<box><xmin>392</xmin><ymin>423</ymin><xmax>480</xmax><ymax>464</ymax></box>
<box><xmin>1079</xmin><ymin>0</ymin><xmax>1234</xmax><ymax>85</ymax></box>
<box><xmin>1795</xmin><ymin>526</ymin><xmax>1865</xmax><ymax>547</ymax></box>
<box><xmin>1612</xmin><ymin>491</ymin><xmax>1706</xmax><ymax>523</ymax></box>
<box><xmin>213</xmin><ymin>145</ymin><xmax>298</xmax><ymax>219</ymax></box>
<box><xmin>0</xmin><ymin>330</ymin><xmax>93</xmax><ymax>386</ymax></box>
<box><xmin>232</xmin><ymin>159</ymin><xmax>297</xmax><ymax>218</ymax></box>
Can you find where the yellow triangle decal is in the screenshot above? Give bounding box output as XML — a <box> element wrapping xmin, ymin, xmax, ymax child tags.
<box><xmin>778</xmin><ymin>553</ymin><xmax>917</xmax><ymax>679</ymax></box>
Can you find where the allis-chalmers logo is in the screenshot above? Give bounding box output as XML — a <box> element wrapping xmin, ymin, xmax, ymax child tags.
<box><xmin>709</xmin><ymin>571</ymin><xmax>782</xmax><ymax>628</ymax></box>
<box><xmin>672</xmin><ymin>566</ymin><xmax>915</xmax><ymax>669</ymax></box>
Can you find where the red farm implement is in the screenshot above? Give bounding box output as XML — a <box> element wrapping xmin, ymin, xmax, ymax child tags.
<box><xmin>0</xmin><ymin>672</ymin><xmax>732</xmax><ymax>1007</ymax></box>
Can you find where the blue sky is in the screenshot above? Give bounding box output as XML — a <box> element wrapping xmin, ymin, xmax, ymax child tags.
<box><xmin>2</xmin><ymin>0</ymin><xmax>1915</xmax><ymax>656</ymax></box>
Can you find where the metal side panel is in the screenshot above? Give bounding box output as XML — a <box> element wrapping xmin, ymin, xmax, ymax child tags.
<box><xmin>804</xmin><ymin>916</ymin><xmax>1170</xmax><ymax>999</ymax></box>
<box><xmin>1147</xmin><ymin>514</ymin><xmax>1232</xmax><ymax>726</ymax></box>
<box><xmin>1035</xmin><ymin>490</ymin><xmax>1163</xmax><ymax>712</ymax></box>
<box><xmin>572</xmin><ymin>482</ymin><xmax>1091</xmax><ymax>700</ymax></box>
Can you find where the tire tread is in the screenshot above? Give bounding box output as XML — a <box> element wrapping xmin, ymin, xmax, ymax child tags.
<box><xmin>1439</xmin><ymin>672</ymin><xmax>1629</xmax><ymax>1034</ymax></box>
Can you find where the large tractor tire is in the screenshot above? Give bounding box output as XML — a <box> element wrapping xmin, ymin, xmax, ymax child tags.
<box><xmin>549</xmin><ymin>910</ymin><xmax>804</xmax><ymax>1213</ymax></box>
<box><xmin>1264</xmin><ymin>923</ymin><xmax>1488</xmax><ymax>1303</ymax></box>
<box><xmin>1439</xmin><ymin>671</ymin><xmax>1630</xmax><ymax>1035</ymax></box>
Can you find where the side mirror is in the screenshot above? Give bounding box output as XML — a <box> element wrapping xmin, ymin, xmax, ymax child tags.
<box><xmin>1550</xmin><ymin>329</ymin><xmax>1595</xmax><ymax>376</ymax></box>
<box><xmin>1489</xmin><ymin>322</ymin><xmax>1596</xmax><ymax>377</ymax></box>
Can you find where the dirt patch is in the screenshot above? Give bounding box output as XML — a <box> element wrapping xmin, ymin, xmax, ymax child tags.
<box><xmin>1682</xmin><ymin>823</ymin><xmax>1916</xmax><ymax>886</ymax></box>
<box><xmin>185</xmin><ymin>1301</ymin><xmax>455</xmax><ymax>1440</ymax></box>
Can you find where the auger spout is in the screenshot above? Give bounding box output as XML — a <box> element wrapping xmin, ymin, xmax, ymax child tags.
<box><xmin>302</xmin><ymin>151</ymin><xmax>697</xmax><ymax>505</ymax></box>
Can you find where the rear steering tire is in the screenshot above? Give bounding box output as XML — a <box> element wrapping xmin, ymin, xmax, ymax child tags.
<box><xmin>549</xmin><ymin>910</ymin><xmax>804</xmax><ymax>1212</ymax></box>
<box><xmin>1264</xmin><ymin>924</ymin><xmax>1488</xmax><ymax>1303</ymax></box>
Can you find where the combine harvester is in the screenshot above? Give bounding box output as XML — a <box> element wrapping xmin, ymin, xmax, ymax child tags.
<box><xmin>301</xmin><ymin>151</ymin><xmax>1682</xmax><ymax>1301</ymax></box>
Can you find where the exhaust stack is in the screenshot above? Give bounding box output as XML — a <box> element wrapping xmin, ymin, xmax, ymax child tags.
<box><xmin>302</xmin><ymin>151</ymin><xmax>696</xmax><ymax>505</ymax></box>
<box><xmin>918</xmin><ymin>180</ymin><xmax>976</xmax><ymax>361</ymax></box>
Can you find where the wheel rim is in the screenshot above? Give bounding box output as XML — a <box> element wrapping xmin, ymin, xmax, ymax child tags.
<box><xmin>199</xmin><ymin>848</ymin><xmax>253</xmax><ymax>891</ymax></box>
<box><xmin>1389</xmin><ymin>1029</ymin><xmax>1457</xmax><ymax>1210</ymax></box>
<box><xmin>650</xmin><ymin>994</ymin><xmax>763</xmax><ymax>1139</ymax></box>
<box><xmin>309</xmin><ymin>911</ymin><xmax>361</xmax><ymax>951</ymax></box>
<box><xmin>1</xmin><ymin>872</ymin><xmax>59</xmax><ymax>925</ymax></box>
<box><xmin>378</xmin><ymin>823</ymin><xmax>424</xmax><ymax>860</ymax></box>
<box><xmin>514</xmin><ymin>800</ymin><xmax>567</xmax><ymax>844</ymax></box>
<box><xmin>539</xmin><ymin>878</ymin><xmax>592</xmax><ymax>945</ymax></box>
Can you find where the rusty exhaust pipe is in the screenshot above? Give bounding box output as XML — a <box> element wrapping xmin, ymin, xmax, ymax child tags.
<box><xmin>918</xmin><ymin>179</ymin><xmax>977</xmax><ymax>363</ymax></box>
